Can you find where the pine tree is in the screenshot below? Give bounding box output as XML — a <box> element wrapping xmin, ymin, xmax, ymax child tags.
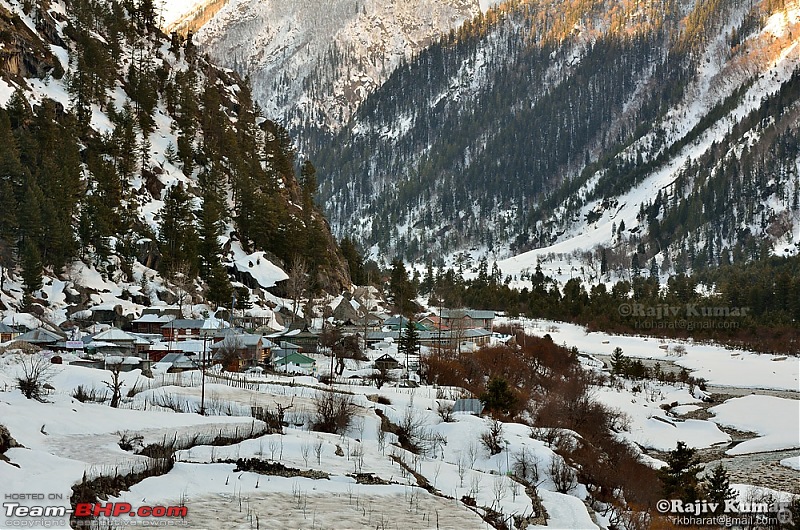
<box><xmin>398</xmin><ymin>320</ymin><xmax>419</xmax><ymax>377</ymax></box>
<box><xmin>703</xmin><ymin>463</ymin><xmax>735</xmax><ymax>514</ymax></box>
<box><xmin>390</xmin><ymin>259</ymin><xmax>415</xmax><ymax>316</ymax></box>
<box><xmin>340</xmin><ymin>237</ymin><xmax>364</xmax><ymax>285</ymax></box>
<box><xmin>610</xmin><ymin>346</ymin><xmax>628</xmax><ymax>375</ymax></box>
<box><xmin>659</xmin><ymin>441</ymin><xmax>703</xmax><ymax>502</ymax></box>
<box><xmin>631</xmin><ymin>253</ymin><xmax>641</xmax><ymax>277</ymax></box>
<box><xmin>205</xmin><ymin>262</ymin><xmax>232</xmax><ymax>308</ymax></box>
<box><xmin>20</xmin><ymin>238</ymin><xmax>43</xmax><ymax>296</ymax></box>
<box><xmin>480</xmin><ymin>377</ymin><xmax>518</xmax><ymax>416</ymax></box>
<box><xmin>158</xmin><ymin>183</ymin><xmax>198</xmax><ymax>275</ymax></box>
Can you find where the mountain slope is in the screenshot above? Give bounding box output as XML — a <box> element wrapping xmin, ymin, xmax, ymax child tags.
<box><xmin>0</xmin><ymin>0</ymin><xmax>348</xmax><ymax>325</ymax></box>
<box><xmin>312</xmin><ymin>0</ymin><xmax>800</xmax><ymax>277</ymax></box>
<box><xmin>195</xmin><ymin>0</ymin><xmax>485</xmax><ymax>133</ymax></box>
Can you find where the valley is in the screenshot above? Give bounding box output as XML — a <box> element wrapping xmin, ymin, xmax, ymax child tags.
<box><xmin>0</xmin><ymin>0</ymin><xmax>797</xmax><ymax>528</ymax></box>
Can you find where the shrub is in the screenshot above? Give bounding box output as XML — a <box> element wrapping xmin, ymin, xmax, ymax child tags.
<box><xmin>16</xmin><ymin>353</ymin><xmax>56</xmax><ymax>400</ymax></box>
<box><xmin>311</xmin><ymin>391</ymin><xmax>356</xmax><ymax>435</ymax></box>
<box><xmin>72</xmin><ymin>385</ymin><xmax>107</xmax><ymax>403</ymax></box>
<box><xmin>548</xmin><ymin>455</ymin><xmax>577</xmax><ymax>494</ymax></box>
<box><xmin>480</xmin><ymin>420</ymin><xmax>504</xmax><ymax>455</ymax></box>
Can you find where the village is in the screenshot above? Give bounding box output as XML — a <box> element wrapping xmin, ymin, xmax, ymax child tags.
<box><xmin>0</xmin><ymin>291</ymin><xmax>497</xmax><ymax>386</ymax></box>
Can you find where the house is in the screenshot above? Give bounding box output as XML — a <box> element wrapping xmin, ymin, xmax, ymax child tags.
<box><xmin>14</xmin><ymin>327</ymin><xmax>64</xmax><ymax>347</ymax></box>
<box><xmin>0</xmin><ymin>323</ymin><xmax>20</xmax><ymax>343</ymax></box>
<box><xmin>91</xmin><ymin>328</ymin><xmax>151</xmax><ymax>357</ymax></box>
<box><xmin>463</xmin><ymin>328</ymin><xmax>492</xmax><ymax>347</ymax></box>
<box><xmin>273</xmin><ymin>352</ymin><xmax>316</xmax><ymax>375</ymax></box>
<box><xmin>453</xmin><ymin>398</ymin><xmax>484</xmax><ymax>415</ymax></box>
<box><xmin>283</xmin><ymin>322</ymin><xmax>320</xmax><ymax>353</ymax></box>
<box><xmin>419</xmin><ymin>315</ymin><xmax>447</xmax><ymax>331</ymax></box>
<box><xmin>161</xmin><ymin>319</ymin><xmax>205</xmax><ymax>342</ymax></box>
<box><xmin>131</xmin><ymin>313</ymin><xmax>175</xmax><ymax>334</ymax></box>
<box><xmin>331</xmin><ymin>296</ymin><xmax>361</xmax><ymax>323</ymax></box>
<box><xmin>439</xmin><ymin>309</ymin><xmax>495</xmax><ymax>331</ymax></box>
<box><xmin>374</xmin><ymin>353</ymin><xmax>399</xmax><ymax>371</ymax></box>
<box><xmin>384</xmin><ymin>316</ymin><xmax>411</xmax><ymax>330</ymax></box>
<box><xmin>153</xmin><ymin>353</ymin><xmax>199</xmax><ymax>373</ymax></box>
<box><xmin>104</xmin><ymin>355</ymin><xmax>149</xmax><ymax>373</ymax></box>
<box><xmin>270</xmin><ymin>341</ymin><xmax>301</xmax><ymax>360</ymax></box>
<box><xmin>210</xmin><ymin>333</ymin><xmax>269</xmax><ymax>372</ymax></box>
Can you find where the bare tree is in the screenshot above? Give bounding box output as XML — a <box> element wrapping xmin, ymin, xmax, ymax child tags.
<box><xmin>104</xmin><ymin>360</ymin><xmax>125</xmax><ymax>408</ymax></box>
<box><xmin>311</xmin><ymin>391</ymin><xmax>356</xmax><ymax>435</ymax></box>
<box><xmin>313</xmin><ymin>437</ymin><xmax>324</xmax><ymax>464</ymax></box>
<box><xmin>449</xmin><ymin>313</ymin><xmax>469</xmax><ymax>354</ymax></box>
<box><xmin>548</xmin><ymin>455</ymin><xmax>577</xmax><ymax>494</ymax></box>
<box><xmin>169</xmin><ymin>262</ymin><xmax>195</xmax><ymax>317</ymax></box>
<box><xmin>286</xmin><ymin>257</ymin><xmax>308</xmax><ymax>323</ymax></box>
<box><xmin>480</xmin><ymin>420</ymin><xmax>504</xmax><ymax>455</ymax></box>
<box><xmin>215</xmin><ymin>336</ymin><xmax>244</xmax><ymax>372</ymax></box>
<box><xmin>16</xmin><ymin>353</ymin><xmax>56</xmax><ymax>400</ymax></box>
<box><xmin>436</xmin><ymin>401</ymin><xmax>455</xmax><ymax>422</ymax></box>
<box><xmin>513</xmin><ymin>447</ymin><xmax>541</xmax><ymax>485</ymax></box>
<box><xmin>456</xmin><ymin>451</ymin><xmax>468</xmax><ymax>487</ymax></box>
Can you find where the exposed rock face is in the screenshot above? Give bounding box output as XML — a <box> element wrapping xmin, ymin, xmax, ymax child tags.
<box><xmin>164</xmin><ymin>0</ymin><xmax>230</xmax><ymax>37</ymax></box>
<box><xmin>0</xmin><ymin>5</ymin><xmax>63</xmax><ymax>82</ymax></box>
<box><xmin>195</xmin><ymin>0</ymin><xmax>481</xmax><ymax>132</ymax></box>
<box><xmin>0</xmin><ymin>424</ymin><xmax>21</xmax><ymax>454</ymax></box>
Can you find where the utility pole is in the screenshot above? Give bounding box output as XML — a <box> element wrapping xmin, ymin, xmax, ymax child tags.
<box><xmin>230</xmin><ymin>293</ymin><xmax>236</xmax><ymax>329</ymax></box>
<box><xmin>200</xmin><ymin>334</ymin><xmax>207</xmax><ymax>415</ymax></box>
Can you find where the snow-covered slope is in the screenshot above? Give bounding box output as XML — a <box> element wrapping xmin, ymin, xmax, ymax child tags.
<box><xmin>195</xmin><ymin>0</ymin><xmax>482</xmax><ymax>132</ymax></box>
<box><xmin>311</xmin><ymin>0</ymin><xmax>800</xmax><ymax>278</ymax></box>
<box><xmin>0</xmin><ymin>0</ymin><xmax>346</xmax><ymax>326</ymax></box>
<box><xmin>495</xmin><ymin>1</ymin><xmax>800</xmax><ymax>285</ymax></box>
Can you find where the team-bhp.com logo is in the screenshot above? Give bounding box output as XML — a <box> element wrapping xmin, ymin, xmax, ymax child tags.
<box><xmin>4</xmin><ymin>500</ymin><xmax>187</xmax><ymax>526</ymax></box>
<box><xmin>73</xmin><ymin>502</ymin><xmax>188</xmax><ymax>518</ymax></box>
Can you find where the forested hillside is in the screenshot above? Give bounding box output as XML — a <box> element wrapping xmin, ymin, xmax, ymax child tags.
<box><xmin>0</xmin><ymin>0</ymin><xmax>348</xmax><ymax>321</ymax></box>
<box><xmin>312</xmin><ymin>0</ymin><xmax>800</xmax><ymax>275</ymax></box>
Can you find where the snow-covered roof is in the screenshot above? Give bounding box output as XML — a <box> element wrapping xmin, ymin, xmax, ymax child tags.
<box><xmin>15</xmin><ymin>327</ymin><xmax>63</xmax><ymax>343</ymax></box>
<box><xmin>92</xmin><ymin>328</ymin><xmax>140</xmax><ymax>342</ymax></box>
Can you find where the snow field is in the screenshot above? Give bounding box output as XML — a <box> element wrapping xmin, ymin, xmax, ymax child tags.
<box><xmin>507</xmin><ymin>318</ymin><xmax>800</xmax><ymax>391</ymax></box>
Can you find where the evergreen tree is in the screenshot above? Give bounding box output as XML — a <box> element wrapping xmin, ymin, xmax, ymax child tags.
<box><xmin>340</xmin><ymin>237</ymin><xmax>364</xmax><ymax>285</ymax></box>
<box><xmin>398</xmin><ymin>320</ymin><xmax>420</xmax><ymax>377</ymax></box>
<box><xmin>480</xmin><ymin>377</ymin><xmax>518</xmax><ymax>416</ymax></box>
<box><xmin>389</xmin><ymin>259</ymin><xmax>415</xmax><ymax>316</ymax></box>
<box><xmin>158</xmin><ymin>183</ymin><xmax>198</xmax><ymax>275</ymax></box>
<box><xmin>610</xmin><ymin>346</ymin><xmax>628</xmax><ymax>375</ymax></box>
<box><xmin>659</xmin><ymin>441</ymin><xmax>703</xmax><ymax>502</ymax></box>
<box><xmin>20</xmin><ymin>238</ymin><xmax>43</xmax><ymax>296</ymax></box>
<box><xmin>650</xmin><ymin>257</ymin><xmax>659</xmax><ymax>279</ymax></box>
<box><xmin>703</xmin><ymin>463</ymin><xmax>735</xmax><ymax>514</ymax></box>
<box><xmin>205</xmin><ymin>262</ymin><xmax>232</xmax><ymax>308</ymax></box>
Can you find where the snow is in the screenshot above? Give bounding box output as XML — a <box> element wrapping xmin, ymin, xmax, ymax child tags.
<box><xmin>710</xmin><ymin>395</ymin><xmax>800</xmax><ymax>455</ymax></box>
<box><xmin>594</xmin><ymin>384</ymin><xmax>730</xmax><ymax>452</ymax></box>
<box><xmin>780</xmin><ymin>455</ymin><xmax>800</xmax><ymax>471</ymax></box>
<box><xmin>479</xmin><ymin>0</ymin><xmax>503</xmax><ymax>13</ymax></box>
<box><xmin>510</xmin><ymin>318</ymin><xmax>800</xmax><ymax>392</ymax></box>
<box><xmin>228</xmin><ymin>245</ymin><xmax>289</xmax><ymax>289</ymax></box>
<box><xmin>540</xmin><ymin>490</ymin><xmax>599</xmax><ymax>530</ymax></box>
<box><xmin>1</xmin><ymin>312</ymin><xmax>42</xmax><ymax>330</ymax></box>
<box><xmin>0</xmin><ymin>352</ymin><xmax>606</xmax><ymax>530</ymax></box>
